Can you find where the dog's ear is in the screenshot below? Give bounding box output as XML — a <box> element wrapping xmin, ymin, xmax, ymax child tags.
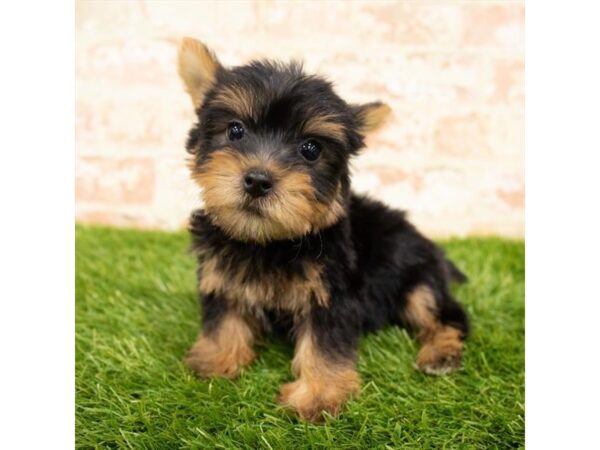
<box><xmin>178</xmin><ymin>37</ymin><xmax>221</xmax><ymax>108</ymax></box>
<box><xmin>352</xmin><ymin>102</ymin><xmax>392</xmax><ymax>135</ymax></box>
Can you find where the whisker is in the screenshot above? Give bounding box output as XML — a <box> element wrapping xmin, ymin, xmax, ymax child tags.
<box><xmin>288</xmin><ymin>236</ymin><xmax>303</xmax><ymax>263</ymax></box>
<box><xmin>316</xmin><ymin>232</ymin><xmax>323</xmax><ymax>260</ymax></box>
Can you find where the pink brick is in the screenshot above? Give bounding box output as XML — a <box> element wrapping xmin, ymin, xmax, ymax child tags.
<box><xmin>78</xmin><ymin>40</ymin><xmax>175</xmax><ymax>86</ymax></box>
<box><xmin>393</xmin><ymin>52</ymin><xmax>490</xmax><ymax>105</ymax></box>
<box><xmin>433</xmin><ymin>113</ymin><xmax>492</xmax><ymax>157</ymax></box>
<box><xmin>361</xmin><ymin>3</ymin><xmax>463</xmax><ymax>46</ymax></box>
<box><xmin>75</xmin><ymin>97</ymin><xmax>189</xmax><ymax>149</ymax></box>
<box><xmin>493</xmin><ymin>58</ymin><xmax>525</xmax><ymax>105</ymax></box>
<box><xmin>254</xmin><ymin>3</ymin><xmax>391</xmax><ymax>46</ymax></box>
<box><xmin>371</xmin><ymin>166</ymin><xmax>424</xmax><ymax>191</ymax></box>
<box><xmin>76</xmin><ymin>157</ymin><xmax>155</xmax><ymax>205</ymax></box>
<box><xmin>497</xmin><ymin>187</ymin><xmax>525</xmax><ymax>209</ymax></box>
<box><xmin>462</xmin><ymin>3</ymin><xmax>525</xmax><ymax>47</ymax></box>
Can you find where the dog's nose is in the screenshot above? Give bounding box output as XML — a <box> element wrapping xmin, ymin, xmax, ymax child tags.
<box><xmin>243</xmin><ymin>170</ymin><xmax>273</xmax><ymax>198</ymax></box>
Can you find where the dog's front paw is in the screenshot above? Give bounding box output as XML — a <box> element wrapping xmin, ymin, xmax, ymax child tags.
<box><xmin>185</xmin><ymin>335</ymin><xmax>255</xmax><ymax>379</ymax></box>
<box><xmin>278</xmin><ymin>380</ymin><xmax>340</xmax><ymax>422</ymax></box>
<box><xmin>277</xmin><ymin>377</ymin><xmax>359</xmax><ymax>422</ymax></box>
<box><xmin>416</xmin><ymin>327</ymin><xmax>464</xmax><ymax>375</ymax></box>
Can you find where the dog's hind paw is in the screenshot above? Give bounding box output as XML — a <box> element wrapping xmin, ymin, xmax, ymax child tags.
<box><xmin>415</xmin><ymin>326</ymin><xmax>464</xmax><ymax>376</ymax></box>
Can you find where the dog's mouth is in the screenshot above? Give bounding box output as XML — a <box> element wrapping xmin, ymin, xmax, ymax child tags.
<box><xmin>195</xmin><ymin>161</ymin><xmax>346</xmax><ymax>243</ymax></box>
<box><xmin>240</xmin><ymin>200</ymin><xmax>264</xmax><ymax>217</ymax></box>
<box><xmin>202</xmin><ymin>191</ymin><xmax>345</xmax><ymax>244</ymax></box>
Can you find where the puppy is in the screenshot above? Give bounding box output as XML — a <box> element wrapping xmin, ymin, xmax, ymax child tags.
<box><xmin>178</xmin><ymin>38</ymin><xmax>469</xmax><ymax>422</ymax></box>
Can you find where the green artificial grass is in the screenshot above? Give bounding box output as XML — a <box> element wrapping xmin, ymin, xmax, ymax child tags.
<box><xmin>76</xmin><ymin>225</ymin><xmax>524</xmax><ymax>449</ymax></box>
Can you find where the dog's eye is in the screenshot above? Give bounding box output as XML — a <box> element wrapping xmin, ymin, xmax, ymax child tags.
<box><xmin>227</xmin><ymin>121</ymin><xmax>245</xmax><ymax>141</ymax></box>
<box><xmin>299</xmin><ymin>139</ymin><xmax>321</xmax><ymax>161</ymax></box>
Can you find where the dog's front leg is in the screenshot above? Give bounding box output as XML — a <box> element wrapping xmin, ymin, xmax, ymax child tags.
<box><xmin>278</xmin><ymin>308</ymin><xmax>361</xmax><ymax>422</ymax></box>
<box><xmin>185</xmin><ymin>292</ymin><xmax>257</xmax><ymax>379</ymax></box>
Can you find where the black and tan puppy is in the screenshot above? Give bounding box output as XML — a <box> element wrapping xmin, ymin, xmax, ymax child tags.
<box><xmin>178</xmin><ymin>38</ymin><xmax>469</xmax><ymax>422</ymax></box>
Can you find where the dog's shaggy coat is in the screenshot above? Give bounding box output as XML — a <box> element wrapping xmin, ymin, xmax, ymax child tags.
<box><xmin>178</xmin><ymin>37</ymin><xmax>469</xmax><ymax>422</ymax></box>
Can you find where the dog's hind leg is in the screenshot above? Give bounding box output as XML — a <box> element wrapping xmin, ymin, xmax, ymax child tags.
<box><xmin>402</xmin><ymin>284</ymin><xmax>469</xmax><ymax>375</ymax></box>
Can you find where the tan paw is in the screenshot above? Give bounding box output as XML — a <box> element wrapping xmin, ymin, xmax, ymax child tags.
<box><xmin>277</xmin><ymin>377</ymin><xmax>358</xmax><ymax>422</ymax></box>
<box><xmin>416</xmin><ymin>327</ymin><xmax>464</xmax><ymax>375</ymax></box>
<box><xmin>184</xmin><ymin>336</ymin><xmax>255</xmax><ymax>379</ymax></box>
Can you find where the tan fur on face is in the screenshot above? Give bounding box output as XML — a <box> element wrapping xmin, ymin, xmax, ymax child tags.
<box><xmin>212</xmin><ymin>85</ymin><xmax>256</xmax><ymax>120</ymax></box>
<box><xmin>278</xmin><ymin>326</ymin><xmax>360</xmax><ymax>422</ymax></box>
<box><xmin>404</xmin><ymin>285</ymin><xmax>464</xmax><ymax>375</ymax></box>
<box><xmin>191</xmin><ymin>149</ymin><xmax>345</xmax><ymax>243</ymax></box>
<box><xmin>303</xmin><ymin>114</ymin><xmax>346</xmax><ymax>143</ymax></box>
<box><xmin>178</xmin><ymin>37</ymin><xmax>220</xmax><ymax>108</ymax></box>
<box><xmin>185</xmin><ymin>312</ymin><xmax>256</xmax><ymax>378</ymax></box>
<box><xmin>198</xmin><ymin>254</ymin><xmax>329</xmax><ymax>316</ymax></box>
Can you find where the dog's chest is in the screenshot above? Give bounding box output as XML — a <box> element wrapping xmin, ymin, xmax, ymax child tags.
<box><xmin>198</xmin><ymin>252</ymin><xmax>329</xmax><ymax>315</ymax></box>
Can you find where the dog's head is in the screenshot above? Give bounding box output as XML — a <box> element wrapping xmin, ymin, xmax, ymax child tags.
<box><xmin>178</xmin><ymin>38</ymin><xmax>391</xmax><ymax>244</ymax></box>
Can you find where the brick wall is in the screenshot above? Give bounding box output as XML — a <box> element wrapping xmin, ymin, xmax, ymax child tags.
<box><xmin>75</xmin><ymin>0</ymin><xmax>524</xmax><ymax>237</ymax></box>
